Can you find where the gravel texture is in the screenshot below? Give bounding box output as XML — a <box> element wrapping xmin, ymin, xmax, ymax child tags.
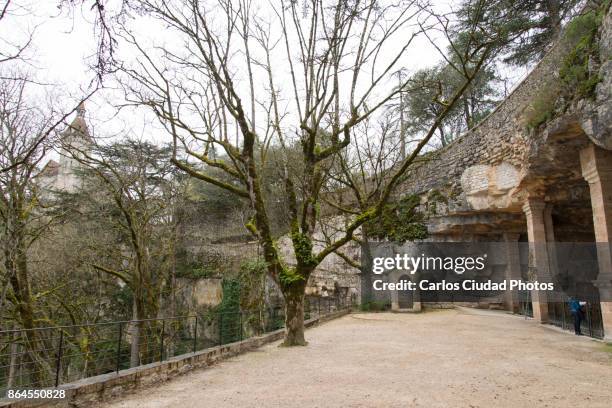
<box><xmin>102</xmin><ymin>308</ymin><xmax>612</xmax><ymax>408</ymax></box>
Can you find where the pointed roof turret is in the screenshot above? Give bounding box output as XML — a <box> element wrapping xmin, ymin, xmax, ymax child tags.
<box><xmin>77</xmin><ymin>101</ymin><xmax>86</xmax><ymax>117</ymax></box>
<box><xmin>63</xmin><ymin>101</ymin><xmax>92</xmax><ymax>143</ymax></box>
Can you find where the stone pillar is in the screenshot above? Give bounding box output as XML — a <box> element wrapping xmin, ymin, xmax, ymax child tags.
<box><xmin>580</xmin><ymin>144</ymin><xmax>612</xmax><ymax>342</ymax></box>
<box><xmin>523</xmin><ymin>198</ymin><xmax>551</xmax><ymax>323</ymax></box>
<box><xmin>503</xmin><ymin>233</ymin><xmax>521</xmax><ymax>313</ymax></box>
<box><xmin>544</xmin><ymin>205</ymin><xmax>559</xmax><ymax>280</ymax></box>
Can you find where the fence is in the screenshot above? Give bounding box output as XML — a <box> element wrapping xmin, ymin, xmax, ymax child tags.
<box><xmin>518</xmin><ymin>290</ymin><xmax>533</xmax><ymax>318</ymax></box>
<box><xmin>517</xmin><ymin>291</ymin><xmax>604</xmax><ymax>339</ymax></box>
<box><xmin>546</xmin><ymin>297</ymin><xmax>604</xmax><ymax>339</ymax></box>
<box><xmin>0</xmin><ymin>296</ymin><xmax>349</xmax><ymax>395</ymax></box>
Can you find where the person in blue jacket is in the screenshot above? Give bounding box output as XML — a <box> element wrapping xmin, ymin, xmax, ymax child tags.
<box><xmin>568</xmin><ymin>297</ymin><xmax>583</xmax><ymax>335</ymax></box>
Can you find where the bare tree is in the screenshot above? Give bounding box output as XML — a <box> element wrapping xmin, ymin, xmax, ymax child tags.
<box><xmin>116</xmin><ymin>0</ymin><xmax>497</xmax><ymax>346</ymax></box>
<box><xmin>0</xmin><ymin>1</ymin><xmax>97</xmax><ymax>173</ymax></box>
<box><xmin>69</xmin><ymin>138</ymin><xmax>178</xmax><ymax>366</ymax></box>
<box><xmin>0</xmin><ymin>74</ymin><xmax>65</xmax><ymax>384</ymax></box>
<box><xmin>0</xmin><ymin>0</ymin><xmax>34</xmax><ymax>66</ymax></box>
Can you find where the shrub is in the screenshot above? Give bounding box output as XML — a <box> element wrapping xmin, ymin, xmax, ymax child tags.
<box><xmin>524</xmin><ymin>1</ymin><xmax>609</xmax><ymax>130</ymax></box>
<box><xmin>360</xmin><ymin>300</ymin><xmax>391</xmax><ymax>312</ymax></box>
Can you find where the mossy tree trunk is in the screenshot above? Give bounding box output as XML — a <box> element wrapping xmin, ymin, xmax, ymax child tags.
<box><xmin>128</xmin><ymin>0</ymin><xmax>497</xmax><ymax>350</ymax></box>
<box><xmin>281</xmin><ymin>279</ymin><xmax>308</xmax><ymax>346</ymax></box>
<box><xmin>5</xmin><ymin>223</ymin><xmax>54</xmax><ymax>385</ymax></box>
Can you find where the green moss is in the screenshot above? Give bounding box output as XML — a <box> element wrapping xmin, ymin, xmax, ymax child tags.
<box><xmin>525</xmin><ymin>2</ymin><xmax>609</xmax><ymax>130</ymax></box>
<box><xmin>290</xmin><ymin>229</ymin><xmax>317</xmax><ymax>268</ymax></box>
<box><xmin>237</xmin><ymin>259</ymin><xmax>268</xmax><ymax>311</ymax></box>
<box><xmin>175</xmin><ymin>248</ymin><xmax>224</xmax><ymax>279</ymax></box>
<box><xmin>448</xmin><ymin>184</ymin><xmax>461</xmax><ymax>200</ymax></box>
<box><xmin>279</xmin><ymin>266</ymin><xmax>305</xmax><ymax>286</ymax></box>
<box><xmin>428</xmin><ymin>189</ymin><xmax>448</xmax><ymax>204</ymax></box>
<box><xmin>240</xmin><ymin>258</ymin><xmax>268</xmax><ymax>276</ymax></box>
<box><xmin>525</xmin><ymin>86</ymin><xmax>561</xmax><ymax>129</ymax></box>
<box><xmin>314</xmin><ymin>202</ymin><xmax>321</xmax><ymax>218</ymax></box>
<box><xmin>365</xmin><ymin>194</ymin><xmax>428</xmax><ymax>243</ymax></box>
<box><xmin>176</xmin><ymin>264</ymin><xmax>216</xmax><ymax>279</ymax></box>
<box><xmin>426</xmin><ymin>189</ymin><xmax>448</xmax><ymax>216</ymax></box>
<box><xmin>245</xmin><ymin>218</ymin><xmax>257</xmax><ymax>235</ymax></box>
<box><xmin>559</xmin><ymin>8</ymin><xmax>604</xmax><ymax>99</ymax></box>
<box><xmin>355</xmin><ymin>207</ymin><xmax>377</xmax><ymax>224</ymax></box>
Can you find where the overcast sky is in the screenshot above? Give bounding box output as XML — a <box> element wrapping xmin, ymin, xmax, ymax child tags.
<box><xmin>1</xmin><ymin>0</ymin><xmax>530</xmax><ymax>161</ymax></box>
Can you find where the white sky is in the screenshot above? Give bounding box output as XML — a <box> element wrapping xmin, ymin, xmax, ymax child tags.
<box><xmin>1</xmin><ymin>0</ymin><xmax>530</xmax><ymax>161</ymax></box>
<box><xmin>1</xmin><ymin>0</ymin><xmax>164</xmax><ymax>146</ymax></box>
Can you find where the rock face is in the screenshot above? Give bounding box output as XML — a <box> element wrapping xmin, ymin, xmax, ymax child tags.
<box><xmin>276</xmin><ymin>217</ymin><xmax>361</xmax><ymax>303</ymax></box>
<box><xmin>316</xmin><ymin>6</ymin><xmax>612</xmax><ymax>307</ymax></box>
<box><xmin>389</xmin><ymin>6</ymin><xmax>612</xmax><ymax>241</ymax></box>
<box><xmin>176</xmin><ymin>278</ymin><xmax>223</xmax><ymax>308</ymax></box>
<box><xmin>180</xmin><ymin>7</ymin><xmax>612</xmax><ymax>312</ymax></box>
<box><xmin>581</xmin><ymin>7</ymin><xmax>612</xmax><ymax>149</ymax></box>
<box><xmin>460</xmin><ymin>162</ymin><xmax>521</xmax><ymax>210</ymax></box>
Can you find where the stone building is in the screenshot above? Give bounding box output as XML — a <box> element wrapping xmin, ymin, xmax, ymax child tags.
<box><xmin>355</xmin><ymin>6</ymin><xmax>612</xmax><ymax>341</ymax></box>
<box><xmin>38</xmin><ymin>103</ymin><xmax>92</xmax><ymax>197</ymax></box>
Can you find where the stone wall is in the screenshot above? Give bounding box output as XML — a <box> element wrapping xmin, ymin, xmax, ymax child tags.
<box><xmin>175</xmin><ymin>277</ymin><xmax>223</xmax><ymax>309</ymax></box>
<box><xmin>391</xmin><ymin>5</ymin><xmax>612</xmax><ymax>237</ymax></box>
<box><xmin>276</xmin><ymin>216</ymin><xmax>362</xmax><ymax>302</ymax></box>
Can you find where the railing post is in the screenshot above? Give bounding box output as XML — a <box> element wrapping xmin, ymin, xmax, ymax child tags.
<box><xmin>160</xmin><ymin>320</ymin><xmax>165</xmax><ymax>362</ymax></box>
<box><xmin>239</xmin><ymin>312</ymin><xmax>243</xmax><ymax>341</ymax></box>
<box><xmin>318</xmin><ymin>298</ymin><xmax>320</xmax><ymax>317</ymax></box>
<box><xmin>587</xmin><ymin>303</ymin><xmax>593</xmax><ymax>337</ymax></box>
<box><xmin>193</xmin><ymin>316</ymin><xmax>198</xmax><ymax>353</ymax></box>
<box><xmin>54</xmin><ymin>330</ymin><xmax>64</xmax><ymax>387</ymax></box>
<box><xmin>116</xmin><ymin>322</ymin><xmax>123</xmax><ymax>374</ymax></box>
<box><xmin>219</xmin><ymin>313</ymin><xmax>223</xmax><ymax>346</ymax></box>
<box><xmin>561</xmin><ymin>302</ymin><xmax>566</xmax><ymax>330</ymax></box>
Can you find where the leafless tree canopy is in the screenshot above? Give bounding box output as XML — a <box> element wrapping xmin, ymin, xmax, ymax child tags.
<box><xmin>113</xmin><ymin>0</ymin><xmax>498</xmax><ymax>345</ymax></box>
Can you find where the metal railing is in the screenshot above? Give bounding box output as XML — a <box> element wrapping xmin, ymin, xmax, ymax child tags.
<box><xmin>0</xmin><ymin>296</ymin><xmax>350</xmax><ymax>395</ymax></box>
<box><xmin>517</xmin><ymin>290</ymin><xmax>604</xmax><ymax>339</ymax></box>
<box><xmin>518</xmin><ymin>290</ymin><xmax>533</xmax><ymax>318</ymax></box>
<box><xmin>547</xmin><ymin>298</ymin><xmax>604</xmax><ymax>339</ymax></box>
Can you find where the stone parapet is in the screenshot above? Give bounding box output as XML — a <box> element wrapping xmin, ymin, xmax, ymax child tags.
<box><xmin>0</xmin><ymin>309</ymin><xmax>350</xmax><ymax>408</ymax></box>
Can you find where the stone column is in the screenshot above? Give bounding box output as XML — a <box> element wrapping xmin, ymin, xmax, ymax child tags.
<box><xmin>523</xmin><ymin>198</ymin><xmax>551</xmax><ymax>323</ymax></box>
<box><xmin>544</xmin><ymin>205</ymin><xmax>559</xmax><ymax>280</ymax></box>
<box><xmin>503</xmin><ymin>233</ymin><xmax>521</xmax><ymax>313</ymax></box>
<box><xmin>580</xmin><ymin>144</ymin><xmax>612</xmax><ymax>342</ymax></box>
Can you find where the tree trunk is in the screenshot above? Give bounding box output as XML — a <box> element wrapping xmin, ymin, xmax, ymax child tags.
<box><xmin>546</xmin><ymin>0</ymin><xmax>562</xmax><ymax>38</ymax></box>
<box><xmin>7</xmin><ymin>332</ymin><xmax>19</xmax><ymax>389</ymax></box>
<box><xmin>129</xmin><ymin>298</ymin><xmax>141</xmax><ymax>368</ymax></box>
<box><xmin>6</xmin><ymin>233</ymin><xmax>53</xmax><ymax>386</ymax></box>
<box><xmin>281</xmin><ymin>285</ymin><xmax>307</xmax><ymax>346</ymax></box>
<box><xmin>360</xmin><ymin>235</ymin><xmax>374</xmax><ymax>306</ymax></box>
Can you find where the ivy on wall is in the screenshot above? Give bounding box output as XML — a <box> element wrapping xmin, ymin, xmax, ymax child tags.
<box><xmin>175</xmin><ymin>247</ymin><xmax>226</xmax><ymax>279</ymax></box>
<box><xmin>525</xmin><ymin>1</ymin><xmax>610</xmax><ymax>129</ymax></box>
<box><xmin>215</xmin><ymin>259</ymin><xmax>269</xmax><ymax>343</ymax></box>
<box><xmin>217</xmin><ymin>279</ymin><xmax>241</xmax><ymax>343</ymax></box>
<box><xmin>365</xmin><ymin>194</ymin><xmax>428</xmax><ymax>243</ymax></box>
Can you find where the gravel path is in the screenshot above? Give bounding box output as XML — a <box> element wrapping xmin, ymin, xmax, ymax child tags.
<box><xmin>102</xmin><ymin>308</ymin><xmax>612</xmax><ymax>408</ymax></box>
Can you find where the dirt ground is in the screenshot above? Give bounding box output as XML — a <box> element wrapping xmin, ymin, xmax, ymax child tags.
<box><xmin>102</xmin><ymin>308</ymin><xmax>612</xmax><ymax>408</ymax></box>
